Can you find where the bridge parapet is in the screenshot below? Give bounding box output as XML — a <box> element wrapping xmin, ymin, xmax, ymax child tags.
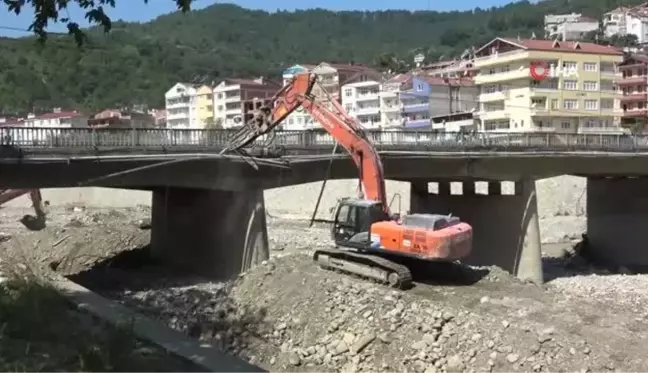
<box><xmin>2</xmin><ymin>126</ymin><xmax>648</xmax><ymax>153</ymax></box>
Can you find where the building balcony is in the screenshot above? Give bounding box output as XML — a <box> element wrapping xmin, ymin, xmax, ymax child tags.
<box><xmin>166</xmin><ymin>113</ymin><xmax>190</xmax><ymax>121</ymax></box>
<box><xmin>479</xmin><ymin>91</ymin><xmax>509</xmax><ymax>102</ymax></box>
<box><xmin>355</xmin><ymin>93</ymin><xmax>380</xmax><ymax>101</ymax></box>
<box><xmin>577</xmin><ymin>126</ymin><xmax>625</xmax><ymax>134</ymax></box>
<box><xmin>473</xmin><ymin>50</ymin><xmax>530</xmax><ymax>68</ymax></box>
<box><xmin>354</xmin><ymin>106</ymin><xmax>380</xmax><ymax>116</ymax></box>
<box><xmin>476</xmin><ymin>110</ymin><xmax>509</xmax><ymax>121</ymax></box>
<box><xmin>382</xmin><ymin>119</ymin><xmax>403</xmax><ymax>128</ymax></box>
<box><xmin>600</xmin><ymin>70</ymin><xmax>621</xmax><ymax>80</ymax></box>
<box><xmin>166</xmin><ymin>102</ymin><xmax>191</xmax><ymax>110</ymax></box>
<box><xmin>224</xmin><ymin>95</ymin><xmax>241</xmax><ymax>102</ymax></box>
<box><xmin>404</xmin><ymin>118</ymin><xmax>431</xmax><ymax>128</ymax></box>
<box><xmin>402</xmin><ymin>103</ymin><xmax>429</xmax><ymax>113</ymax></box>
<box><xmin>615</xmin><ymin>76</ymin><xmax>647</xmax><ymax>85</ymax></box>
<box><xmin>381</xmin><ymin>104</ymin><xmax>402</xmax><ymax>112</ymax></box>
<box><xmin>530</xmin><ymin>106</ymin><xmax>549</xmax><ymax>116</ymax></box>
<box><xmin>619</xmin><ymin>63</ymin><xmax>646</xmax><ymax>70</ymax></box>
<box><xmin>473</xmin><ymin>68</ymin><xmax>530</xmax><ymax>85</ymax></box>
<box><xmin>620</xmin><ymin>92</ymin><xmax>648</xmax><ymax>102</ymax></box>
<box><xmin>623</xmin><ymin>109</ymin><xmax>648</xmax><ymax>117</ymax></box>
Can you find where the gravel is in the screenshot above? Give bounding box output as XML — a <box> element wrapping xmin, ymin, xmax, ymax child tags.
<box><xmin>2</xmin><ymin>175</ymin><xmax>648</xmax><ymax>373</ymax></box>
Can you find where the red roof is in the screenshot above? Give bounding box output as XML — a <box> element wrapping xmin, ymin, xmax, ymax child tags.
<box><xmin>31</xmin><ymin>111</ymin><xmax>82</xmax><ymax>120</ymax></box>
<box><xmin>477</xmin><ymin>37</ymin><xmax>623</xmax><ymax>56</ymax></box>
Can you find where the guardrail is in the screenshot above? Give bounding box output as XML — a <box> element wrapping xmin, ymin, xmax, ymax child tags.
<box><xmin>1</xmin><ymin>126</ymin><xmax>648</xmax><ymax>152</ymax></box>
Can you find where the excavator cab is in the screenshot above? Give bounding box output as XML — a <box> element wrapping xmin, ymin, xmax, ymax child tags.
<box><xmin>331</xmin><ymin>199</ymin><xmax>390</xmax><ymax>249</ymax></box>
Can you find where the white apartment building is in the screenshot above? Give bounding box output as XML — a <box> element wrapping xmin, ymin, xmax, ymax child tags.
<box><xmin>165</xmin><ymin>82</ymin><xmax>198</xmax><ymax>129</ymax></box>
<box><xmin>379</xmin><ymin>76</ymin><xmax>408</xmax><ymax>128</ymax></box>
<box><xmin>545</xmin><ymin>14</ymin><xmax>599</xmax><ymax>41</ymax></box>
<box><xmin>604</xmin><ymin>4</ymin><xmax>648</xmax><ymax>44</ymax></box>
<box><xmin>341</xmin><ymin>81</ymin><xmax>382</xmax><ymax>129</ymax></box>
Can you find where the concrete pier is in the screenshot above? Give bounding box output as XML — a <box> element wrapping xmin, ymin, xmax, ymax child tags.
<box><xmin>151</xmin><ymin>187</ymin><xmax>269</xmax><ymax>278</ymax></box>
<box><xmin>587</xmin><ymin>177</ymin><xmax>648</xmax><ymax>269</ymax></box>
<box><xmin>410</xmin><ymin>179</ymin><xmax>543</xmax><ymax>284</ymax></box>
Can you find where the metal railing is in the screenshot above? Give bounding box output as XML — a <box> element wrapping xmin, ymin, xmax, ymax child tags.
<box><xmin>1</xmin><ymin>126</ymin><xmax>648</xmax><ymax>152</ymax></box>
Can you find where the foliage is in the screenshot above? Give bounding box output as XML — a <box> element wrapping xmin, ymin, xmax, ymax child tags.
<box><xmin>2</xmin><ymin>0</ymin><xmax>648</xmax><ymax>114</ymax></box>
<box><xmin>582</xmin><ymin>29</ymin><xmax>639</xmax><ymax>47</ymax></box>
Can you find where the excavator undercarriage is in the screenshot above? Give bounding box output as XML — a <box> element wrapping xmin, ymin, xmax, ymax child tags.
<box><xmin>313</xmin><ymin>248</ymin><xmax>413</xmax><ymax>289</ymax></box>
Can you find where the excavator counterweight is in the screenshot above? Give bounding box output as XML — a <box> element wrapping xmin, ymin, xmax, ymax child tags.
<box><xmin>224</xmin><ymin>72</ymin><xmax>473</xmax><ymax>289</ymax></box>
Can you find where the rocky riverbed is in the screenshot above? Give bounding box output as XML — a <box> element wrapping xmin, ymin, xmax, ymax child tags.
<box><xmin>1</xmin><ymin>176</ymin><xmax>646</xmax><ymax>373</ymax></box>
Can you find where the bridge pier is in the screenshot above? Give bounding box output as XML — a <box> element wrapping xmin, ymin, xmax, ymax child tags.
<box><xmin>150</xmin><ymin>187</ymin><xmax>269</xmax><ymax>278</ymax></box>
<box><xmin>587</xmin><ymin>177</ymin><xmax>648</xmax><ymax>269</ymax></box>
<box><xmin>409</xmin><ymin>179</ymin><xmax>543</xmax><ymax>284</ymax></box>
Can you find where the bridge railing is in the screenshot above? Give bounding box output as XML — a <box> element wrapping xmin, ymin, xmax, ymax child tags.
<box><xmin>2</xmin><ymin>126</ymin><xmax>648</xmax><ymax>152</ymax></box>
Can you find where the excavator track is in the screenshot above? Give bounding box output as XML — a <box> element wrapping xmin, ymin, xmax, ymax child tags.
<box><xmin>313</xmin><ymin>248</ymin><xmax>413</xmax><ymax>289</ymax></box>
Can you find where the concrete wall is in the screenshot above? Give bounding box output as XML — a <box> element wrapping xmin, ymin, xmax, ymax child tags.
<box><xmin>587</xmin><ymin>177</ymin><xmax>648</xmax><ymax>267</ymax></box>
<box><xmin>3</xmin><ymin>187</ymin><xmax>152</xmax><ymax>208</ymax></box>
<box><xmin>409</xmin><ymin>180</ymin><xmax>542</xmax><ymax>282</ymax></box>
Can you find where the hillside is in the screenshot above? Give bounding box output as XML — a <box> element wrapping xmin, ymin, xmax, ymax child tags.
<box><xmin>0</xmin><ymin>0</ymin><xmax>645</xmax><ymax>114</ymax></box>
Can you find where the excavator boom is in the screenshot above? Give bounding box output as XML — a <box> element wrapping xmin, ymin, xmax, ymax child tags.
<box><xmin>225</xmin><ymin>73</ymin><xmax>390</xmax><ymax>215</ymax></box>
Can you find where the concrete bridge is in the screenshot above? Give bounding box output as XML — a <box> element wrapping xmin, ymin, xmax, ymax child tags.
<box><xmin>3</xmin><ymin>127</ymin><xmax>648</xmax><ymax>284</ymax></box>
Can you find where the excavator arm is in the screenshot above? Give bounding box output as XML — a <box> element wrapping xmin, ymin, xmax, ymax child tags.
<box><xmin>0</xmin><ymin>188</ymin><xmax>47</xmax><ymax>230</ymax></box>
<box><xmin>225</xmin><ymin>73</ymin><xmax>390</xmax><ymax>215</ymax></box>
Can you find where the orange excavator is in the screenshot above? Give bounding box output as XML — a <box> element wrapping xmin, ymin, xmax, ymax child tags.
<box><xmin>224</xmin><ymin>72</ymin><xmax>473</xmax><ymax>288</ymax></box>
<box><xmin>0</xmin><ymin>189</ymin><xmax>47</xmax><ymax>231</ymax></box>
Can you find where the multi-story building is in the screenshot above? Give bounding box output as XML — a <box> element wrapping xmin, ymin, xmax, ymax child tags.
<box><xmin>194</xmin><ymin>85</ymin><xmax>214</xmax><ymax>127</ymax></box>
<box><xmin>423</xmin><ymin>57</ymin><xmax>478</xmax><ymax>79</ymax></box>
<box><xmin>341</xmin><ymin>80</ymin><xmax>381</xmax><ymax>129</ymax></box>
<box><xmin>280</xmin><ymin>62</ymin><xmax>383</xmax><ymax>130</ymax></box>
<box><xmin>212</xmin><ymin>78</ymin><xmax>279</xmax><ymax>129</ymax></box>
<box><xmin>604</xmin><ymin>4</ymin><xmax>648</xmax><ymax>43</ymax></box>
<box><xmin>472</xmin><ymin>37</ymin><xmax>624</xmax><ymax>133</ymax></box>
<box><xmin>399</xmin><ymin>76</ymin><xmax>433</xmax><ymax>129</ymax></box>
<box><xmin>545</xmin><ymin>13</ymin><xmax>599</xmax><ymax>41</ymax></box>
<box><xmin>380</xmin><ymin>73</ymin><xmax>410</xmax><ymax>128</ymax></box>
<box><xmin>165</xmin><ymin>82</ymin><xmax>198</xmax><ymax>129</ymax></box>
<box><xmin>617</xmin><ymin>53</ymin><xmax>648</xmax><ymax>132</ymax></box>
<box><xmin>427</xmin><ymin>76</ymin><xmax>479</xmax><ymax>116</ymax></box>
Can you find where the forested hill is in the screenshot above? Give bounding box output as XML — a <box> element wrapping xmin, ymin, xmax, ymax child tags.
<box><xmin>0</xmin><ymin>0</ymin><xmax>645</xmax><ymax>114</ymax></box>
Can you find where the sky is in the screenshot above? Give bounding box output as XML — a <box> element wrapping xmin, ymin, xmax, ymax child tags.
<box><xmin>0</xmin><ymin>0</ymin><xmax>517</xmax><ymax>37</ymax></box>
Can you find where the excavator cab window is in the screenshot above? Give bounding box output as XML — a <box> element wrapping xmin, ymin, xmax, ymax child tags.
<box><xmin>332</xmin><ymin>200</ymin><xmax>390</xmax><ymax>249</ymax></box>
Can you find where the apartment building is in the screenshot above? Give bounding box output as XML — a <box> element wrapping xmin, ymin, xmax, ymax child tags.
<box><xmin>341</xmin><ymin>81</ymin><xmax>381</xmax><ymax>129</ymax></box>
<box><xmin>427</xmin><ymin>76</ymin><xmax>479</xmax><ymax>116</ymax></box>
<box><xmin>423</xmin><ymin>57</ymin><xmax>478</xmax><ymax>79</ymax></box>
<box><xmin>89</xmin><ymin>109</ymin><xmax>155</xmax><ymax>128</ymax></box>
<box><xmin>379</xmin><ymin>73</ymin><xmax>410</xmax><ymax>128</ymax></box>
<box><xmin>195</xmin><ymin>85</ymin><xmax>214</xmax><ymax>127</ymax></box>
<box><xmin>604</xmin><ymin>4</ymin><xmax>648</xmax><ymax>43</ymax></box>
<box><xmin>472</xmin><ymin>37</ymin><xmax>624</xmax><ymax>133</ymax></box>
<box><xmin>212</xmin><ymin>78</ymin><xmax>279</xmax><ymax>129</ymax></box>
<box><xmin>545</xmin><ymin>13</ymin><xmax>599</xmax><ymax>41</ymax></box>
<box><xmin>165</xmin><ymin>82</ymin><xmax>198</xmax><ymax>129</ymax></box>
<box><xmin>399</xmin><ymin>76</ymin><xmax>433</xmax><ymax>129</ymax></box>
<box><xmin>617</xmin><ymin>53</ymin><xmax>648</xmax><ymax>131</ymax></box>
<box><xmin>281</xmin><ymin>62</ymin><xmax>383</xmax><ymax>130</ymax></box>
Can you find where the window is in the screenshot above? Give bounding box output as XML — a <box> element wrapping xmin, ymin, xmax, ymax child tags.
<box><xmin>217</xmin><ymin>93</ymin><xmax>223</xmax><ymax>99</ymax></box>
<box><xmin>601</xmin><ymin>99</ymin><xmax>614</xmax><ymax>109</ymax></box>
<box><xmin>217</xmin><ymin>105</ymin><xmax>223</xmax><ymax>111</ymax></box>
<box><xmin>416</xmin><ymin>84</ymin><xmax>424</xmax><ymax>91</ymax></box>
<box><xmin>563</xmin><ymin>80</ymin><xmax>578</xmax><ymax>90</ymax></box>
<box><xmin>584</xmin><ymin>99</ymin><xmax>598</xmax><ymax>110</ymax></box>
<box><xmin>583</xmin><ymin>81</ymin><xmax>598</xmax><ymax>91</ymax></box>
<box><xmin>583</xmin><ymin>62</ymin><xmax>598</xmax><ymax>72</ymax></box>
<box><xmin>551</xmin><ymin>99</ymin><xmax>559</xmax><ymax>109</ymax></box>
<box><xmin>344</xmin><ymin>89</ymin><xmax>352</xmax><ymax>97</ymax></box>
<box><xmin>563</xmin><ymin>99</ymin><xmax>578</xmax><ymax>109</ymax></box>
<box><xmin>345</xmin><ymin>104</ymin><xmax>352</xmax><ymax>112</ymax></box>
<box><xmin>563</xmin><ymin>61</ymin><xmax>577</xmax><ymax>70</ymax></box>
<box><xmin>585</xmin><ymin>119</ymin><xmax>597</xmax><ymax>128</ymax></box>
<box><xmin>561</xmin><ymin>121</ymin><xmax>571</xmax><ymax>129</ymax></box>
